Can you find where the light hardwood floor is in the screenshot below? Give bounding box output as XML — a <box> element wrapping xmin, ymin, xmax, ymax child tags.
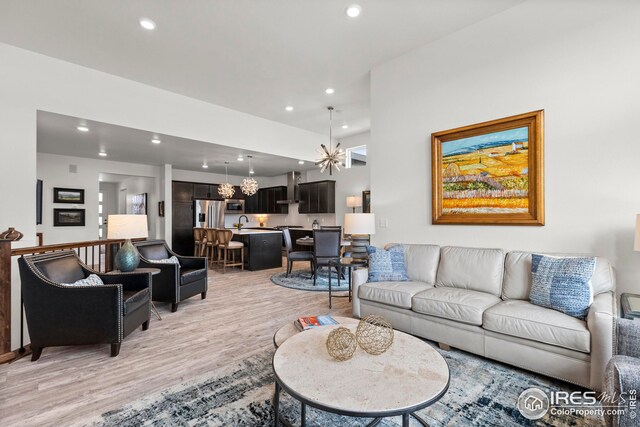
<box><xmin>0</xmin><ymin>260</ymin><xmax>351</xmax><ymax>426</ymax></box>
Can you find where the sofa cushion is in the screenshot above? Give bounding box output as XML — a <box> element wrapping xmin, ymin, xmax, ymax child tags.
<box><xmin>36</xmin><ymin>255</ymin><xmax>86</xmax><ymax>284</ymax></box>
<box><xmin>181</xmin><ymin>268</ymin><xmax>207</xmax><ymax>285</ymax></box>
<box><xmin>412</xmin><ymin>288</ymin><xmax>501</xmax><ymax>326</ymax></box>
<box><xmin>366</xmin><ymin>245</ymin><xmax>409</xmax><ymax>282</ymax></box>
<box><xmin>529</xmin><ymin>254</ymin><xmax>596</xmax><ymax>319</ymax></box>
<box><xmin>402</xmin><ymin>244</ymin><xmax>440</xmax><ymax>284</ymax></box>
<box><xmin>122</xmin><ymin>288</ymin><xmax>149</xmax><ymax>316</ymax></box>
<box><xmin>435</xmin><ymin>246</ymin><xmax>505</xmax><ymax>296</ymax></box>
<box><xmin>358</xmin><ymin>281</ymin><xmax>432</xmax><ymax>309</ymax></box>
<box><xmin>483</xmin><ymin>300</ymin><xmax>590</xmax><ymax>353</ymax></box>
<box><xmin>503</xmin><ymin>251</ymin><xmax>615</xmax><ymax>300</ymax></box>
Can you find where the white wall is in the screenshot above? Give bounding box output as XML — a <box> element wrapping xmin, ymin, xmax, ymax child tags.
<box><xmin>370</xmin><ymin>0</ymin><xmax>640</xmax><ymax>295</ymax></box>
<box><xmin>37</xmin><ymin>153</ymin><xmax>161</xmax><ymax>244</ymax></box>
<box><xmin>0</xmin><ymin>42</ymin><xmax>325</xmax><ymax>350</ymax></box>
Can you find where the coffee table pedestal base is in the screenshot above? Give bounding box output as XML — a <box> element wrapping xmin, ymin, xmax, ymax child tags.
<box><xmin>273</xmin><ymin>382</ymin><xmax>430</xmax><ymax>427</ymax></box>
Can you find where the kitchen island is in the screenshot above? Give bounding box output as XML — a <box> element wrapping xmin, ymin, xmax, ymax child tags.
<box><xmin>231</xmin><ymin>229</ymin><xmax>283</xmax><ymax>271</ymax></box>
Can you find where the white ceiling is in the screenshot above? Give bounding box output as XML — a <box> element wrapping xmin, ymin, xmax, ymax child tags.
<box><xmin>0</xmin><ymin>0</ymin><xmax>522</xmax><ymax>138</ymax></box>
<box><xmin>38</xmin><ymin>111</ymin><xmax>318</xmax><ymax>177</ymax></box>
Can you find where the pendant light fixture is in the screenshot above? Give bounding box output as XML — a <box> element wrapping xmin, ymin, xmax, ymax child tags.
<box><xmin>316</xmin><ymin>106</ymin><xmax>345</xmax><ymax>175</ymax></box>
<box><xmin>241</xmin><ymin>155</ymin><xmax>259</xmax><ymax>196</ymax></box>
<box><xmin>218</xmin><ymin>161</ymin><xmax>236</xmax><ymax>199</ymax></box>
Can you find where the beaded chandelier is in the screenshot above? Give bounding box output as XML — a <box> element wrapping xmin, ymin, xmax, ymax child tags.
<box><xmin>241</xmin><ymin>155</ymin><xmax>259</xmax><ymax>196</ymax></box>
<box><xmin>316</xmin><ymin>106</ymin><xmax>345</xmax><ymax>175</ymax></box>
<box><xmin>218</xmin><ymin>162</ymin><xmax>235</xmax><ymax>199</ymax></box>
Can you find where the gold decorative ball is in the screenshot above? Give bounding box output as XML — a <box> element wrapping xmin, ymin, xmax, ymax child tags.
<box><xmin>326</xmin><ymin>327</ymin><xmax>357</xmax><ymax>361</ymax></box>
<box><xmin>356</xmin><ymin>315</ymin><xmax>394</xmax><ymax>355</ymax></box>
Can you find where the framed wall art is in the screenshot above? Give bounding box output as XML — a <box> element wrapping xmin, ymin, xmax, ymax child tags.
<box><xmin>431</xmin><ymin>110</ymin><xmax>544</xmax><ymax>225</ymax></box>
<box><xmin>53</xmin><ymin>208</ymin><xmax>86</xmax><ymax>227</ymax></box>
<box><xmin>53</xmin><ymin>187</ymin><xmax>85</xmax><ymax>204</ymax></box>
<box><xmin>130</xmin><ymin>193</ymin><xmax>147</xmax><ymax>215</ymax></box>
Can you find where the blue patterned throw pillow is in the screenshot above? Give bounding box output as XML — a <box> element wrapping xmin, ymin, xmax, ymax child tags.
<box><xmin>62</xmin><ymin>274</ymin><xmax>104</xmax><ymax>287</ymax></box>
<box><xmin>529</xmin><ymin>254</ymin><xmax>596</xmax><ymax>319</ymax></box>
<box><xmin>366</xmin><ymin>245</ymin><xmax>409</xmax><ymax>282</ymax></box>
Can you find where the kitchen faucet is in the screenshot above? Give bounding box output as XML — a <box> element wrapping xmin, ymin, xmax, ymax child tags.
<box><xmin>238</xmin><ymin>215</ymin><xmax>249</xmax><ymax>230</ymax></box>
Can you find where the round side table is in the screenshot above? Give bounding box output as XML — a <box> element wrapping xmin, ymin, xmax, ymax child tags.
<box><xmin>327</xmin><ymin>257</ymin><xmax>367</xmax><ymax>309</ymax></box>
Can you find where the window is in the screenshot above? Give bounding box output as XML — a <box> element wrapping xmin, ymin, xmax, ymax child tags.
<box><xmin>345</xmin><ymin>145</ymin><xmax>366</xmax><ymax>168</ymax></box>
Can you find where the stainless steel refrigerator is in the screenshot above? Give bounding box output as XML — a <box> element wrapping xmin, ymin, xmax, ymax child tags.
<box><xmin>194</xmin><ymin>200</ymin><xmax>225</xmax><ymax>228</ymax></box>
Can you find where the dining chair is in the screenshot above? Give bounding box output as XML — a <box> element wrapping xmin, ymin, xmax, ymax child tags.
<box><xmin>203</xmin><ymin>228</ymin><xmax>218</xmax><ymax>269</ymax></box>
<box><xmin>216</xmin><ymin>229</ymin><xmax>244</xmax><ymax>273</ymax></box>
<box><xmin>193</xmin><ymin>227</ymin><xmax>205</xmax><ymax>256</ymax></box>
<box><xmin>312</xmin><ymin>229</ymin><xmax>341</xmax><ymax>286</ymax></box>
<box><xmin>283</xmin><ymin>228</ymin><xmax>314</xmax><ymax>277</ymax></box>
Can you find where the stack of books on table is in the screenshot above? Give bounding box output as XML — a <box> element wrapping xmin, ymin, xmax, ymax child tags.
<box><xmin>294</xmin><ymin>315</ymin><xmax>338</xmax><ymax>331</ymax></box>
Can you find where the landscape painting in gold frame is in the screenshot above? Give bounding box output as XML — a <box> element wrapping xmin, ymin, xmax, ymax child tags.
<box><xmin>432</xmin><ymin>110</ymin><xmax>544</xmax><ymax>225</ymax></box>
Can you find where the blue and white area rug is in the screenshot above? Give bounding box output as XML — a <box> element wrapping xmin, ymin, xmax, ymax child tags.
<box><xmin>91</xmin><ymin>344</ymin><xmax>603</xmax><ymax>426</ymax></box>
<box><xmin>271</xmin><ymin>269</ymin><xmax>349</xmax><ymax>292</ymax></box>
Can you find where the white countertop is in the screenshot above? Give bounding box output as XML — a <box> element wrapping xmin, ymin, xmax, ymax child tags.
<box><xmin>230</xmin><ymin>229</ymin><xmax>282</xmax><ymax>235</ymax></box>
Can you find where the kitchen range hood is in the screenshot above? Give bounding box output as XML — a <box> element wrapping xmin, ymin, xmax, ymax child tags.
<box><xmin>276</xmin><ymin>171</ymin><xmax>301</xmax><ymax>204</ymax></box>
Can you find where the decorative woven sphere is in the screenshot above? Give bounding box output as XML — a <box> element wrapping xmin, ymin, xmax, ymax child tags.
<box><xmin>326</xmin><ymin>327</ymin><xmax>357</xmax><ymax>361</ymax></box>
<box><xmin>356</xmin><ymin>315</ymin><xmax>394</xmax><ymax>355</ymax></box>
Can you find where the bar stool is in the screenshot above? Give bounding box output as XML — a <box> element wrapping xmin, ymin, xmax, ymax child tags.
<box><xmin>216</xmin><ymin>229</ymin><xmax>244</xmax><ymax>273</ymax></box>
<box><xmin>193</xmin><ymin>227</ymin><xmax>205</xmax><ymax>256</ymax></box>
<box><xmin>203</xmin><ymin>228</ymin><xmax>218</xmax><ymax>269</ymax></box>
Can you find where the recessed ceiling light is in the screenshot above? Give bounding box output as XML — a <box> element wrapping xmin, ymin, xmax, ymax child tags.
<box><xmin>98</xmin><ymin>152</ymin><xmax>107</xmax><ymax>157</ymax></box>
<box><xmin>237</xmin><ymin>155</ymin><xmax>244</xmax><ymax>161</ymax></box>
<box><xmin>249</xmin><ymin>169</ymin><xmax>255</xmax><ymax>175</ymax></box>
<box><xmin>346</xmin><ymin>5</ymin><xmax>362</xmax><ymax>18</ymax></box>
<box><xmin>325</xmin><ymin>88</ymin><xmax>335</xmax><ymax>95</ymax></box>
<box><xmin>151</xmin><ymin>138</ymin><xmax>161</xmax><ymax>144</ymax></box>
<box><xmin>202</xmin><ymin>164</ymin><xmax>209</xmax><ymax>169</ymax></box>
<box><xmin>285</xmin><ymin>106</ymin><xmax>294</xmax><ymax>112</ymax></box>
<box><xmin>77</xmin><ymin>125</ymin><xmax>89</xmax><ymax>132</ymax></box>
<box><xmin>139</xmin><ymin>18</ymin><xmax>156</xmax><ymax>30</ymax></box>
<box><xmin>342</xmin><ymin>124</ymin><xmax>349</xmax><ymax>129</ymax></box>
<box><xmin>298</xmin><ymin>160</ymin><xmax>305</xmax><ymax>165</ymax></box>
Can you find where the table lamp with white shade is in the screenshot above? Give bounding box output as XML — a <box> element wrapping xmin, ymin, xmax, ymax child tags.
<box><xmin>344</xmin><ymin>213</ymin><xmax>376</xmax><ymax>261</ymax></box>
<box><xmin>346</xmin><ymin>195</ymin><xmax>363</xmax><ymax>213</ymax></box>
<box><xmin>107</xmin><ymin>214</ymin><xmax>149</xmax><ymax>272</ymax></box>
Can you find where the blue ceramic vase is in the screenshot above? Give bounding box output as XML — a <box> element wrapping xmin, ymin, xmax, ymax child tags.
<box><xmin>115</xmin><ymin>239</ymin><xmax>140</xmax><ymax>272</ymax></box>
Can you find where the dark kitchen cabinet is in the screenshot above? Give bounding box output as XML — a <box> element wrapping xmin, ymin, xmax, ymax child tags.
<box><xmin>172</xmin><ymin>201</ymin><xmax>194</xmax><ymax>256</ymax></box>
<box><xmin>172</xmin><ymin>181</ymin><xmax>194</xmax><ymax>203</ymax></box>
<box><xmin>245</xmin><ymin>192</ymin><xmax>259</xmax><ymax>214</ymax></box>
<box><xmin>193</xmin><ymin>184</ymin><xmax>221</xmax><ymax>199</ymax></box>
<box><xmin>298</xmin><ymin>180</ymin><xmax>335</xmax><ymax>214</ymax></box>
<box><xmin>233</xmin><ymin>232</ymin><xmax>282</xmax><ymax>271</ymax></box>
<box><xmin>244</xmin><ymin>186</ymin><xmax>288</xmax><ymax>214</ymax></box>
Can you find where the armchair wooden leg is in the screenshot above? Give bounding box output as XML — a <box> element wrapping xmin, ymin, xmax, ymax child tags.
<box><xmin>201</xmin><ymin>291</ymin><xmax>207</xmax><ymax>299</ymax></box>
<box><xmin>285</xmin><ymin>259</ymin><xmax>290</xmax><ymax>277</ymax></box>
<box><xmin>241</xmin><ymin>247</ymin><xmax>244</xmax><ymax>271</ymax></box>
<box><xmin>171</xmin><ymin>303</ymin><xmax>179</xmax><ymax>312</ymax></box>
<box><xmin>142</xmin><ymin>320</ymin><xmax>149</xmax><ymax>331</ymax></box>
<box><xmin>110</xmin><ymin>343</ymin><xmax>121</xmax><ymax>357</ymax></box>
<box><xmin>31</xmin><ymin>346</ymin><xmax>43</xmax><ymax>361</ymax></box>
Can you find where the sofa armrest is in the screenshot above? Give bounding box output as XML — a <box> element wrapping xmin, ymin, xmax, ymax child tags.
<box><xmin>617</xmin><ymin>318</ymin><xmax>640</xmax><ymax>358</ymax></box>
<box><xmin>352</xmin><ymin>268</ymin><xmax>368</xmax><ymax>318</ymax></box>
<box><xmin>587</xmin><ymin>291</ymin><xmax>616</xmax><ymax>391</ymax></box>
<box><xmin>176</xmin><ymin>255</ymin><xmax>207</xmax><ymax>270</ymax></box>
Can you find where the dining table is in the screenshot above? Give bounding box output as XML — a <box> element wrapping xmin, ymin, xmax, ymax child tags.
<box><xmin>295</xmin><ymin>236</ymin><xmax>351</xmax><ymax>247</ymax></box>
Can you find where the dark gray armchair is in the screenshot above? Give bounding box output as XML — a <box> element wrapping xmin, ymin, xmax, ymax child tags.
<box><xmin>133</xmin><ymin>239</ymin><xmax>208</xmax><ymax>312</ymax></box>
<box><xmin>283</xmin><ymin>228</ymin><xmax>313</xmax><ymax>277</ymax></box>
<box><xmin>604</xmin><ymin>318</ymin><xmax>640</xmax><ymax>427</ymax></box>
<box><xmin>18</xmin><ymin>251</ymin><xmax>151</xmax><ymax>360</ymax></box>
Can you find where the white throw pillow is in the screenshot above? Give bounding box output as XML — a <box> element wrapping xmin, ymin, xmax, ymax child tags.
<box><xmin>62</xmin><ymin>274</ymin><xmax>104</xmax><ymax>287</ymax></box>
<box><xmin>148</xmin><ymin>256</ymin><xmax>180</xmax><ymax>265</ymax></box>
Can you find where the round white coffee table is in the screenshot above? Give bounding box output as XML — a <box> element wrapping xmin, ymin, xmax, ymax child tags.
<box><xmin>272</xmin><ymin>324</ymin><xmax>450</xmax><ymax>426</ymax></box>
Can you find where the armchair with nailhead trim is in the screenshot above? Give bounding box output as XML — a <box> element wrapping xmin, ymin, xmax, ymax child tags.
<box><xmin>18</xmin><ymin>250</ymin><xmax>151</xmax><ymax>361</ymax></box>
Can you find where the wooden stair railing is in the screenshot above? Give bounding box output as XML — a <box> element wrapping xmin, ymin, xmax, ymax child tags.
<box><xmin>0</xmin><ymin>238</ymin><xmax>144</xmax><ymax>364</ymax></box>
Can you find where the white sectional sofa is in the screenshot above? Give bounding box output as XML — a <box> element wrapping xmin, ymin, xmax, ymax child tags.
<box><xmin>352</xmin><ymin>244</ymin><xmax>616</xmax><ymax>391</ymax></box>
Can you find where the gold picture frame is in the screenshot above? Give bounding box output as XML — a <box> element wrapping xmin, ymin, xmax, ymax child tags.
<box><xmin>432</xmin><ymin>110</ymin><xmax>544</xmax><ymax>225</ymax></box>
